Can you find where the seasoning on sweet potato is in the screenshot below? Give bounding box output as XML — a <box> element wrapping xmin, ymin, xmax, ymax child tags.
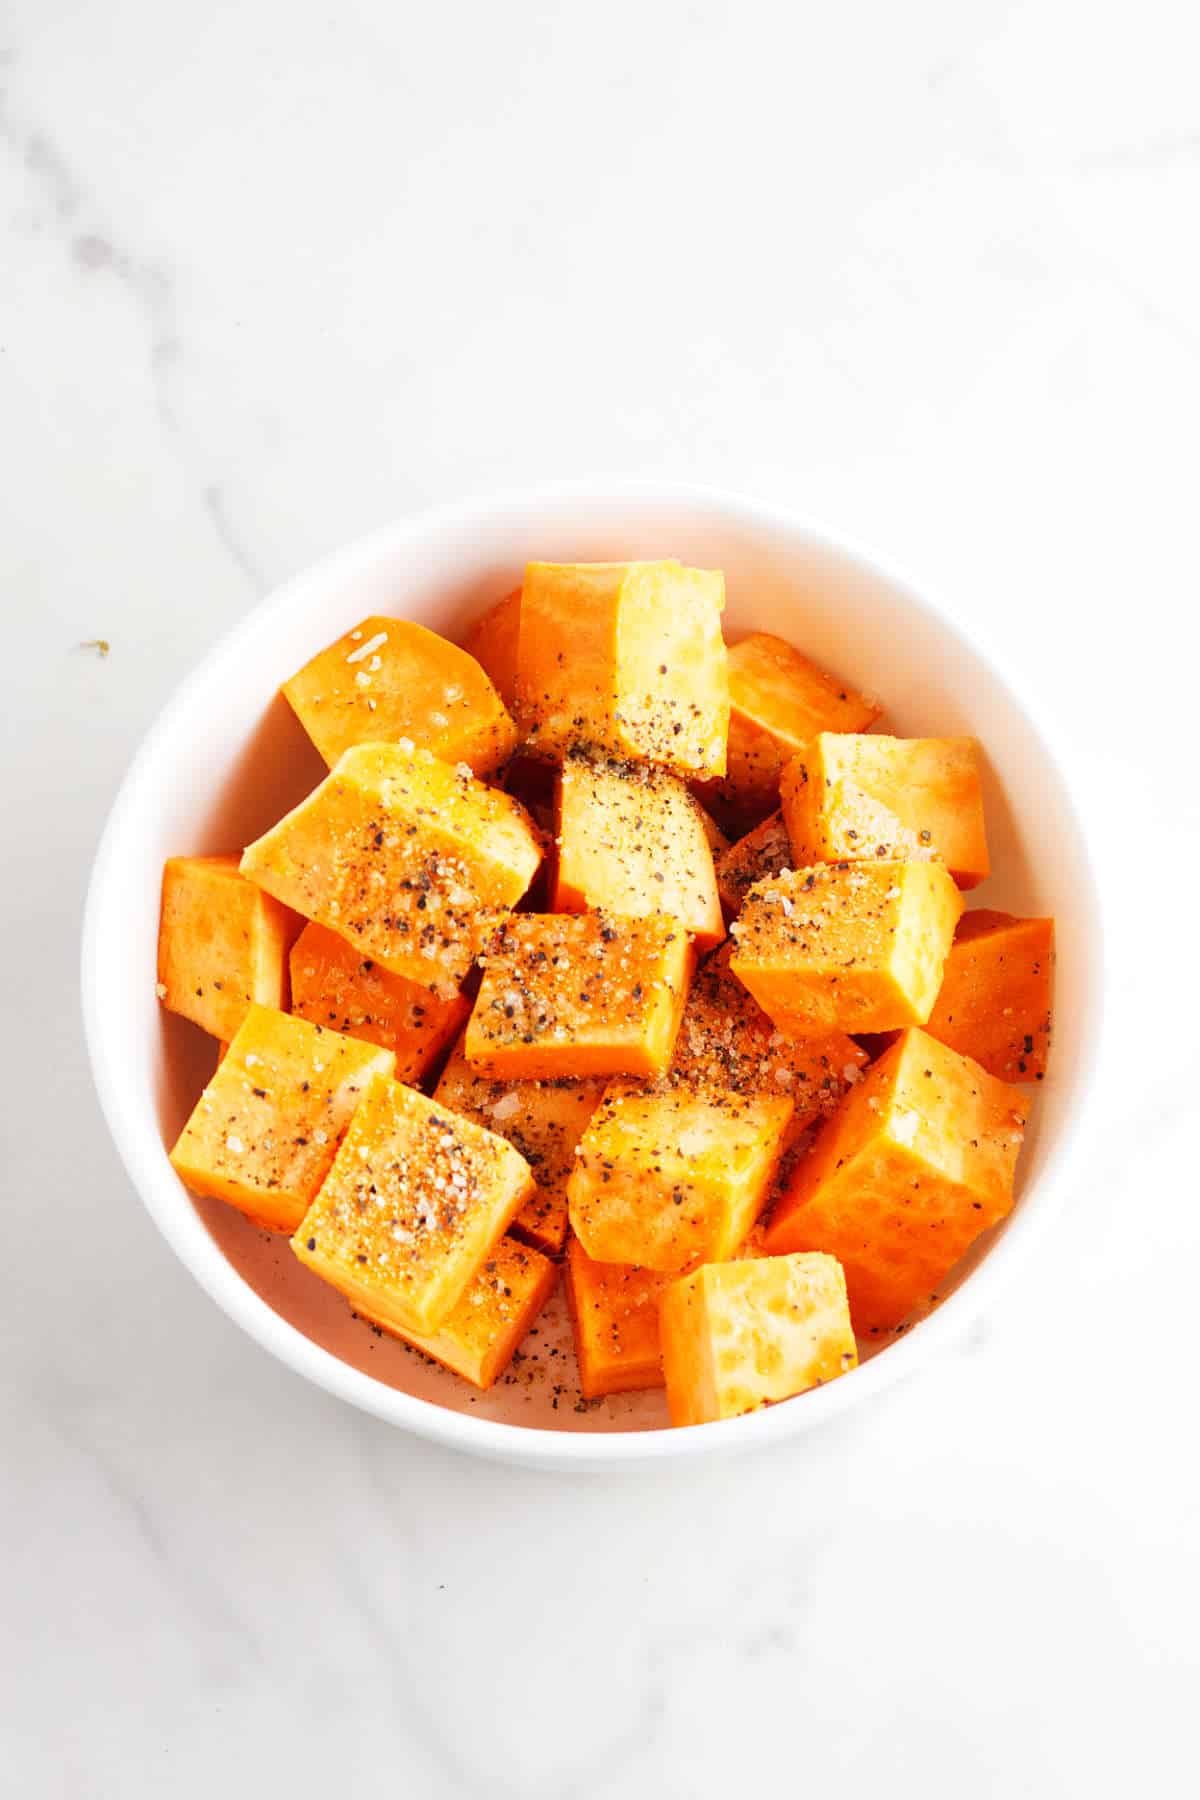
<box><xmin>714</xmin><ymin>809</ymin><xmax>793</xmax><ymax>916</ymax></box>
<box><xmin>288</xmin><ymin>920</ymin><xmax>468</xmax><ymax>1083</ymax></box>
<box><xmin>433</xmin><ymin>1035</ymin><xmax>605</xmax><ymax>1254</ymax></box>
<box><xmin>660</xmin><ymin>1252</ymin><xmax>857</xmax><ymax>1425</ymax></box>
<box><xmin>515</xmin><ymin>560</ymin><xmax>729</xmax><ymax>777</ymax></box>
<box><xmin>465</xmin><ymin>911</ymin><xmax>693</xmax><ymax>1081</ymax></box>
<box><xmin>924</xmin><ymin>910</ymin><xmax>1055</xmax><ymax>1082</ymax></box>
<box><xmin>704</xmin><ymin>632</ymin><xmax>881</xmax><ymax>823</ymax></box>
<box><xmin>282</xmin><ymin>615</ymin><xmax>519</xmax><ymax>775</ymax></box>
<box><xmin>169</xmin><ymin>1004</ymin><xmax>395</xmax><ymax>1231</ymax></box>
<box><xmin>554</xmin><ymin>754</ymin><xmax>724</xmax><ymax>952</ymax></box>
<box><xmin>669</xmin><ymin>942</ymin><xmax>867</xmax><ymax>1129</ymax></box>
<box><xmin>764</xmin><ymin>1028</ymin><xmax>1027</xmax><ymax>1334</ymax></box>
<box><xmin>157</xmin><ymin>855</ymin><xmax>302</xmax><ymax>1043</ymax></box>
<box><xmin>355</xmin><ymin>1234</ymin><xmax>556</xmax><ymax>1389</ymax></box>
<box><xmin>564</xmin><ymin>1236</ymin><xmax>670</xmax><ymax>1398</ymax></box>
<box><xmin>240</xmin><ymin>743</ymin><xmax>542</xmax><ymax>996</ymax></box>
<box><xmin>781</xmin><ymin>733</ymin><xmax>989</xmax><ymax>887</ymax></box>
<box><xmin>461</xmin><ymin>589</ymin><xmax>522</xmax><ymax>712</ymax></box>
<box><xmin>567</xmin><ymin>1081</ymin><xmax>793</xmax><ymax>1272</ymax></box>
<box><xmin>292</xmin><ymin>1071</ymin><xmax>535</xmax><ymax>1336</ymax></box>
<box><xmin>730</xmin><ymin>860</ymin><xmax>964</xmax><ymax>1036</ymax></box>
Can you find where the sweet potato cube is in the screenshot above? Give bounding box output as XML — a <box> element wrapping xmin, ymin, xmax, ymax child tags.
<box><xmin>554</xmin><ymin>756</ymin><xmax>724</xmax><ymax>952</ymax></box>
<box><xmin>781</xmin><ymin>733</ymin><xmax>989</xmax><ymax>887</ymax></box>
<box><xmin>465</xmin><ymin>912</ymin><xmax>693</xmax><ymax>1081</ymax></box>
<box><xmin>515</xmin><ymin>560</ymin><xmax>729</xmax><ymax>778</ymax></box>
<box><xmin>292</xmin><ymin>1072</ymin><xmax>535</xmax><ymax>1335</ymax></box>
<box><xmin>764</xmin><ymin>1028</ymin><xmax>1028</xmax><ymax>1333</ymax></box>
<box><xmin>158</xmin><ymin>855</ymin><xmax>301</xmax><ymax>1043</ymax></box>
<box><xmin>669</xmin><ymin>942</ymin><xmax>867</xmax><ymax>1129</ymax></box>
<box><xmin>696</xmin><ymin>806</ymin><xmax>730</xmax><ymax>857</ymax></box>
<box><xmin>925</xmin><ymin>910</ymin><xmax>1055</xmax><ymax>1082</ymax></box>
<box><xmin>660</xmin><ymin>1252</ymin><xmax>857</xmax><ymax>1426</ymax></box>
<box><xmin>462</xmin><ymin>589</ymin><xmax>522</xmax><ymax>712</ymax></box>
<box><xmin>289</xmin><ymin>921</ymin><xmax>468</xmax><ymax>1083</ymax></box>
<box><xmin>433</xmin><ymin>1036</ymin><xmax>605</xmax><ymax>1254</ymax></box>
<box><xmin>169</xmin><ymin>1005</ymin><xmax>395</xmax><ymax>1231</ymax></box>
<box><xmin>564</xmin><ymin>1237</ymin><xmax>670</xmax><ymax>1398</ymax></box>
<box><xmin>355</xmin><ymin>1234</ymin><xmax>556</xmax><ymax>1389</ymax></box>
<box><xmin>568</xmin><ymin>1083</ymin><xmax>793</xmax><ymax>1272</ymax></box>
<box><xmin>730</xmin><ymin>860</ymin><xmax>964</xmax><ymax>1035</ymax></box>
<box><xmin>282</xmin><ymin>615</ymin><xmax>518</xmax><ymax>775</ymax></box>
<box><xmin>714</xmin><ymin>809</ymin><xmax>793</xmax><ymax>916</ymax></box>
<box><xmin>240</xmin><ymin>744</ymin><xmax>542</xmax><ymax>996</ymax></box>
<box><xmin>707</xmin><ymin>633</ymin><xmax>881</xmax><ymax>821</ymax></box>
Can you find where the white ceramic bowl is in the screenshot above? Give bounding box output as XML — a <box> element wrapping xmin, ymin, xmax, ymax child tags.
<box><xmin>82</xmin><ymin>483</ymin><xmax>1103</xmax><ymax>1470</ymax></box>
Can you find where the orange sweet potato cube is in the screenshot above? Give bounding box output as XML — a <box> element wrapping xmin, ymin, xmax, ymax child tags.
<box><xmin>696</xmin><ymin>805</ymin><xmax>730</xmax><ymax>857</ymax></box>
<box><xmin>355</xmin><ymin>1234</ymin><xmax>556</xmax><ymax>1389</ymax></box>
<box><xmin>515</xmin><ymin>560</ymin><xmax>729</xmax><ymax>778</ymax></box>
<box><xmin>730</xmin><ymin>860</ymin><xmax>964</xmax><ymax>1035</ymax></box>
<box><xmin>461</xmin><ymin>589</ymin><xmax>522</xmax><ymax>712</ymax></box>
<box><xmin>433</xmin><ymin>1035</ymin><xmax>605</xmax><ymax>1254</ymax></box>
<box><xmin>289</xmin><ymin>920</ymin><xmax>469</xmax><ymax>1083</ymax></box>
<box><xmin>669</xmin><ymin>943</ymin><xmax>867</xmax><ymax>1130</ymax></box>
<box><xmin>158</xmin><ymin>855</ymin><xmax>301</xmax><ymax>1043</ymax></box>
<box><xmin>705</xmin><ymin>632</ymin><xmax>881</xmax><ymax>822</ymax></box>
<box><xmin>660</xmin><ymin>1252</ymin><xmax>857</xmax><ymax>1426</ymax></box>
<box><xmin>564</xmin><ymin>1237</ymin><xmax>670</xmax><ymax>1398</ymax></box>
<box><xmin>781</xmin><ymin>733</ymin><xmax>989</xmax><ymax>887</ymax></box>
<box><xmin>764</xmin><ymin>1028</ymin><xmax>1028</xmax><ymax>1333</ymax></box>
<box><xmin>568</xmin><ymin>1082</ymin><xmax>793</xmax><ymax>1272</ymax></box>
<box><xmin>924</xmin><ymin>910</ymin><xmax>1055</xmax><ymax>1082</ymax></box>
<box><xmin>714</xmin><ymin>809</ymin><xmax>793</xmax><ymax>917</ymax></box>
<box><xmin>553</xmin><ymin>755</ymin><xmax>724</xmax><ymax>952</ymax></box>
<box><xmin>281</xmin><ymin>615</ymin><xmax>519</xmax><ymax>775</ymax></box>
<box><xmin>169</xmin><ymin>1005</ymin><xmax>395</xmax><ymax>1231</ymax></box>
<box><xmin>292</xmin><ymin>1072</ymin><xmax>535</xmax><ymax>1335</ymax></box>
<box><xmin>465</xmin><ymin>912</ymin><xmax>693</xmax><ymax>1081</ymax></box>
<box><xmin>240</xmin><ymin>744</ymin><xmax>542</xmax><ymax>996</ymax></box>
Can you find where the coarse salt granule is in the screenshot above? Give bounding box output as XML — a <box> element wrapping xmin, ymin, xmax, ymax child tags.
<box><xmin>345</xmin><ymin>629</ymin><xmax>388</xmax><ymax>665</ymax></box>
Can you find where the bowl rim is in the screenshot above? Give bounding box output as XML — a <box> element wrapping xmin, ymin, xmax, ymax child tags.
<box><xmin>80</xmin><ymin>478</ymin><xmax>1106</xmax><ymax>1469</ymax></box>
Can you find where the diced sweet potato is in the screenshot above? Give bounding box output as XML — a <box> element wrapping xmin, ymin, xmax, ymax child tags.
<box><xmin>355</xmin><ymin>1234</ymin><xmax>556</xmax><ymax>1389</ymax></box>
<box><xmin>169</xmin><ymin>1005</ymin><xmax>395</xmax><ymax>1231</ymax></box>
<box><xmin>714</xmin><ymin>809</ymin><xmax>793</xmax><ymax>917</ymax></box>
<box><xmin>764</xmin><ymin>1028</ymin><xmax>1028</xmax><ymax>1333</ymax></box>
<box><xmin>781</xmin><ymin>733</ymin><xmax>989</xmax><ymax>887</ymax></box>
<box><xmin>292</xmin><ymin>1072</ymin><xmax>535</xmax><ymax>1335</ymax></box>
<box><xmin>696</xmin><ymin>806</ymin><xmax>730</xmax><ymax>857</ymax></box>
<box><xmin>924</xmin><ymin>910</ymin><xmax>1055</xmax><ymax>1082</ymax></box>
<box><xmin>730</xmin><ymin>860</ymin><xmax>964</xmax><ymax>1035</ymax></box>
<box><xmin>282</xmin><ymin>615</ymin><xmax>518</xmax><ymax>775</ymax></box>
<box><xmin>240</xmin><ymin>744</ymin><xmax>542</xmax><ymax>996</ymax></box>
<box><xmin>553</xmin><ymin>755</ymin><xmax>724</xmax><ymax>952</ymax></box>
<box><xmin>515</xmin><ymin>560</ymin><xmax>729</xmax><ymax>778</ymax></box>
<box><xmin>433</xmin><ymin>1035</ymin><xmax>605</xmax><ymax>1254</ymax></box>
<box><xmin>158</xmin><ymin>855</ymin><xmax>301</xmax><ymax>1043</ymax></box>
<box><xmin>660</xmin><ymin>1252</ymin><xmax>857</xmax><ymax>1426</ymax></box>
<box><xmin>289</xmin><ymin>921</ymin><xmax>468</xmax><ymax>1083</ymax></box>
<box><xmin>568</xmin><ymin>1082</ymin><xmax>793</xmax><ymax>1272</ymax></box>
<box><xmin>462</xmin><ymin>589</ymin><xmax>522</xmax><ymax>712</ymax></box>
<box><xmin>564</xmin><ymin>1237</ymin><xmax>669</xmax><ymax>1398</ymax></box>
<box><xmin>465</xmin><ymin>912</ymin><xmax>693</xmax><ymax>1081</ymax></box>
<box><xmin>704</xmin><ymin>633</ymin><xmax>881</xmax><ymax>822</ymax></box>
<box><xmin>669</xmin><ymin>942</ymin><xmax>867</xmax><ymax>1129</ymax></box>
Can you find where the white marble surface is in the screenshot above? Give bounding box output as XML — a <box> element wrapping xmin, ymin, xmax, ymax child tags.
<box><xmin>3</xmin><ymin>2</ymin><xmax>1200</xmax><ymax>1793</ymax></box>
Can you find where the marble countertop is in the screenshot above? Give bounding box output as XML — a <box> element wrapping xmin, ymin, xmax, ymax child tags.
<box><xmin>4</xmin><ymin>2</ymin><xmax>1199</xmax><ymax>1794</ymax></box>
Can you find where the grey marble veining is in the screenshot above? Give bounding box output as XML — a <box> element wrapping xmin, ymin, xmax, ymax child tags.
<box><xmin>3</xmin><ymin>2</ymin><xmax>1199</xmax><ymax>1795</ymax></box>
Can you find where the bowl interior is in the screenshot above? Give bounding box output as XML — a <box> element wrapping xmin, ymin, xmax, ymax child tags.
<box><xmin>84</xmin><ymin>488</ymin><xmax>1100</xmax><ymax>1453</ymax></box>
